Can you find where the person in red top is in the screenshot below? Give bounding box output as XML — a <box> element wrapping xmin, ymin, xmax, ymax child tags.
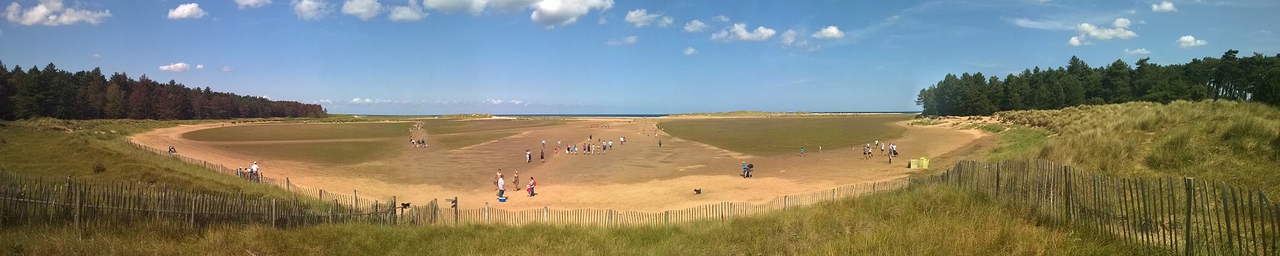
<box><xmin>527</xmin><ymin>177</ymin><xmax>537</xmax><ymax>197</ymax></box>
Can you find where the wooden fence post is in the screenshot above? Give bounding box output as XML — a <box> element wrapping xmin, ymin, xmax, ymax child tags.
<box><xmin>1184</xmin><ymin>177</ymin><xmax>1194</xmax><ymax>256</ymax></box>
<box><xmin>1064</xmin><ymin>166</ymin><xmax>1072</xmax><ymax>225</ymax></box>
<box><xmin>74</xmin><ymin>188</ymin><xmax>82</xmax><ymax>230</ymax></box>
<box><xmin>784</xmin><ymin>195</ymin><xmax>789</xmax><ymax>210</ymax></box>
<box><xmin>485</xmin><ymin>202</ymin><xmax>490</xmax><ymax>223</ymax></box>
<box><xmin>189</xmin><ymin>195</ymin><xmax>198</xmax><ymax>229</ymax></box>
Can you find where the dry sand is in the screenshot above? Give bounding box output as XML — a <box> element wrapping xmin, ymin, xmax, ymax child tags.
<box><xmin>131</xmin><ymin>118</ymin><xmax>985</xmax><ymax>211</ymax></box>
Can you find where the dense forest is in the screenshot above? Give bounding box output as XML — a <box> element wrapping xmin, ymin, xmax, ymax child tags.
<box><xmin>916</xmin><ymin>50</ymin><xmax>1280</xmax><ymax>116</ymax></box>
<box><xmin>0</xmin><ymin>61</ymin><xmax>325</xmax><ymax>120</ymax></box>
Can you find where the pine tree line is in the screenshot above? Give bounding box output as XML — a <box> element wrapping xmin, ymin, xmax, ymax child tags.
<box><xmin>916</xmin><ymin>49</ymin><xmax>1280</xmax><ymax>116</ymax></box>
<box><xmin>0</xmin><ymin>61</ymin><xmax>326</xmax><ymax>120</ymax></box>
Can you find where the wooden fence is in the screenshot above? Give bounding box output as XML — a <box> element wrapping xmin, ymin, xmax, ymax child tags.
<box><xmin>0</xmin><ymin>170</ymin><xmax>403</xmax><ymax>229</ymax></box>
<box><xmin>941</xmin><ymin>160</ymin><xmax>1279</xmax><ymax>255</ymax></box>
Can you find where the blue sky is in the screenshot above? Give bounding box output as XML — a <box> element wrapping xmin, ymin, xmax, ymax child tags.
<box><xmin>2</xmin><ymin>0</ymin><xmax>1278</xmax><ymax>115</ymax></box>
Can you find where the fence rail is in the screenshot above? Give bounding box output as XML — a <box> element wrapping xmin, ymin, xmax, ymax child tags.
<box><xmin>941</xmin><ymin>160</ymin><xmax>1280</xmax><ymax>255</ymax></box>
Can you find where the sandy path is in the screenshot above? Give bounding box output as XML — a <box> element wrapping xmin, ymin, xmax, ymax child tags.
<box><xmin>131</xmin><ymin>117</ymin><xmax>985</xmax><ymax>212</ymax></box>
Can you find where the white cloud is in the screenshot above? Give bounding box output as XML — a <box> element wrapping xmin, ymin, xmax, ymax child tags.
<box><xmin>1177</xmin><ymin>35</ymin><xmax>1207</xmax><ymax>48</ymax></box>
<box><xmin>388</xmin><ymin>1</ymin><xmax>426</xmax><ymax>21</ymax></box>
<box><xmin>352</xmin><ymin>98</ymin><xmax>375</xmax><ymax>104</ymax></box>
<box><xmin>712</xmin><ymin>15</ymin><xmax>728</xmax><ymax>22</ymax></box>
<box><xmin>159</xmin><ymin>62</ymin><xmax>191</xmax><ymax>72</ymax></box>
<box><xmin>1126</xmin><ymin>9</ymin><xmax>1137</xmax><ymax>14</ymax></box>
<box><xmin>236</xmin><ymin>0</ymin><xmax>272</xmax><ymax>9</ymax></box>
<box><xmin>1009</xmin><ymin>18</ymin><xmax>1072</xmax><ymax>30</ymax></box>
<box><xmin>221</xmin><ymin>66</ymin><xmax>234</xmax><ymax>72</ymax></box>
<box><xmin>1123</xmin><ymin>48</ymin><xmax>1151</xmax><ymax>55</ymax></box>
<box><xmin>781</xmin><ymin>29</ymin><xmax>797</xmax><ymax>46</ymax></box>
<box><xmin>424</xmin><ymin>0</ymin><xmax>487</xmax><ymax>15</ymax></box>
<box><xmin>167</xmin><ymin>3</ymin><xmax>207</xmax><ymax>19</ymax></box>
<box><xmin>605</xmin><ymin>35</ymin><xmax>637</xmax><ymax>45</ymax></box>
<box><xmin>1113</xmin><ymin>17</ymin><xmax>1131</xmax><ymax>28</ymax></box>
<box><xmin>5</xmin><ymin>0</ymin><xmax>112</xmax><ymax>26</ymax></box>
<box><xmin>196</xmin><ymin>64</ymin><xmax>205</xmax><ymax>69</ymax></box>
<box><xmin>711</xmin><ymin>23</ymin><xmax>776</xmax><ymax>41</ymax></box>
<box><xmin>342</xmin><ymin>0</ymin><xmax>382</xmax><ymax>20</ymax></box>
<box><xmin>597</xmin><ymin>16</ymin><xmax>606</xmax><ymax>24</ymax></box>
<box><xmin>683</xmin><ymin>47</ymin><xmax>697</xmax><ymax>55</ymax></box>
<box><xmin>683</xmin><ymin>19</ymin><xmax>707</xmax><ymax>32</ymax></box>
<box><xmin>530</xmin><ymin>0</ymin><xmax>613</xmax><ymax>28</ymax></box>
<box><xmin>1152</xmin><ymin>1</ymin><xmax>1177</xmax><ymax>12</ymax></box>
<box><xmin>292</xmin><ymin>0</ymin><xmax>333</xmax><ymax>20</ymax></box>
<box><xmin>91</xmin><ymin>53</ymin><xmax>101</xmax><ymax>58</ymax></box>
<box><xmin>657</xmin><ymin>16</ymin><xmax>673</xmax><ymax>28</ymax></box>
<box><xmin>624</xmin><ymin>9</ymin><xmax>660</xmax><ymax>27</ymax></box>
<box><xmin>811</xmin><ymin>25</ymin><xmax>844</xmax><ymax>39</ymax></box>
<box><xmin>1069</xmin><ymin>18</ymin><xmax>1137</xmax><ymax>46</ymax></box>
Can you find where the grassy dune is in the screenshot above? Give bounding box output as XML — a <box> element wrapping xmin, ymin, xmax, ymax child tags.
<box><xmin>0</xmin><ymin>185</ymin><xmax>1149</xmax><ymax>255</ymax></box>
<box><xmin>660</xmin><ymin>115</ymin><xmax>911</xmax><ymax>156</ymax></box>
<box><xmin>995</xmin><ymin>100</ymin><xmax>1280</xmax><ymax>195</ymax></box>
<box><xmin>0</xmin><ymin>120</ymin><xmax>302</xmax><ymax>199</ymax></box>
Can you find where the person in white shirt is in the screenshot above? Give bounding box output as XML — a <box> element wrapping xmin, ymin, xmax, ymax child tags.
<box><xmin>496</xmin><ymin>174</ymin><xmax>506</xmax><ymax>198</ymax></box>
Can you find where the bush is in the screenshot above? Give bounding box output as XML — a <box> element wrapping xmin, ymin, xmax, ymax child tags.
<box><xmin>92</xmin><ymin>162</ymin><xmax>106</xmax><ymax>174</ymax></box>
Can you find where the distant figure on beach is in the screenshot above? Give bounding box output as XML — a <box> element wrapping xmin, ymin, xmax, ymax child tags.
<box><xmin>513</xmin><ymin>170</ymin><xmax>520</xmax><ymax>186</ymax></box>
<box><xmin>526</xmin><ymin>150</ymin><xmax>532</xmax><ymax>163</ymax></box>
<box><xmin>542</xmin><ymin>139</ymin><xmax>546</xmax><ymax>148</ymax></box>
<box><xmin>658</xmin><ymin>140</ymin><xmax>662</xmax><ymax>147</ymax></box>
<box><xmin>747</xmin><ymin>163</ymin><xmax>754</xmax><ymax>178</ymax></box>
<box><xmin>742</xmin><ymin>161</ymin><xmax>748</xmax><ymax>178</ymax></box>
<box><xmin>799</xmin><ymin>147</ymin><xmax>805</xmax><ymax>157</ymax></box>
<box><xmin>540</xmin><ymin>149</ymin><xmax>545</xmax><ymax>163</ymax></box>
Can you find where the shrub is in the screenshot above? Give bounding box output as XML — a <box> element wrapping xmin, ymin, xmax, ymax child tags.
<box><xmin>92</xmin><ymin>162</ymin><xmax>106</xmax><ymax>174</ymax></box>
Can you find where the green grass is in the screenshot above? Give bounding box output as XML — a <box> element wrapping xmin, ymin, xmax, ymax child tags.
<box><xmin>182</xmin><ymin>123</ymin><xmax>412</xmax><ymax>142</ymax></box>
<box><xmin>996</xmin><ymin>100</ymin><xmax>1280</xmax><ymax>195</ymax></box>
<box><xmin>418</xmin><ymin>119</ymin><xmax>563</xmax><ymax>149</ymax></box>
<box><xmin>660</xmin><ymin>115</ymin><xmax>911</xmax><ymax>156</ymax></box>
<box><xmin>214</xmin><ymin>140</ymin><xmax>402</xmax><ymax>165</ymax></box>
<box><xmin>0</xmin><ymin>185</ymin><xmax>1150</xmax><ymax>255</ymax></box>
<box><xmin>419</xmin><ymin>119</ymin><xmax>562</xmax><ymax>135</ymax></box>
<box><xmin>0</xmin><ymin>121</ymin><xmax>302</xmax><ymax>199</ymax></box>
<box><xmin>986</xmin><ymin>127</ymin><xmax>1049</xmax><ymax>162</ymax></box>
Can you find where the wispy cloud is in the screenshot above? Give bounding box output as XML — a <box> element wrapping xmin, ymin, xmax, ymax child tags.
<box><xmin>1006</xmin><ymin>17</ymin><xmax>1073</xmax><ymax>30</ymax></box>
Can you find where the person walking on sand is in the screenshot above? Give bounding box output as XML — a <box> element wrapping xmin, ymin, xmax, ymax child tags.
<box><xmin>540</xmin><ymin>149</ymin><xmax>545</xmax><ymax>163</ymax></box>
<box><xmin>526</xmin><ymin>150</ymin><xmax>532</xmax><ymax>163</ymax></box>
<box><xmin>513</xmin><ymin>170</ymin><xmax>520</xmax><ymax>186</ymax></box>
<box><xmin>527</xmin><ymin>177</ymin><xmax>537</xmax><ymax>197</ymax></box>
<box><xmin>542</xmin><ymin>139</ymin><xmax>546</xmax><ymax>148</ymax></box>
<box><xmin>741</xmin><ymin>161</ymin><xmax>748</xmax><ymax>178</ymax></box>
<box><xmin>800</xmin><ymin>147</ymin><xmax>805</xmax><ymax>157</ymax></box>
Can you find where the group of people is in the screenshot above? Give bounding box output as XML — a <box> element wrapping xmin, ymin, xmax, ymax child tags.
<box><xmin>494</xmin><ymin>169</ymin><xmax>536</xmax><ymax>198</ymax></box>
<box><xmin>236</xmin><ymin>161</ymin><xmax>261</xmax><ymax>183</ymax></box>
<box><xmin>861</xmin><ymin>140</ymin><xmax>900</xmax><ymax>162</ymax></box>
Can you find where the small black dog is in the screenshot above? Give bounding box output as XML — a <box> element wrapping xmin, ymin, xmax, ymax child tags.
<box><xmin>694</xmin><ymin>188</ymin><xmax>702</xmax><ymax>195</ymax></box>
